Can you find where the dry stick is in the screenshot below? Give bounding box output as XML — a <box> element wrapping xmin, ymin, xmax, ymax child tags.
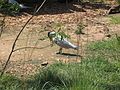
<box><xmin>76</xmin><ymin>34</ymin><xmax>80</xmax><ymax>61</ymax></box>
<box><xmin>86</xmin><ymin>25</ymin><xmax>89</xmax><ymax>56</ymax></box>
<box><xmin>13</xmin><ymin>45</ymin><xmax>51</xmax><ymax>52</ymax></box>
<box><xmin>23</xmin><ymin>31</ymin><xmax>30</xmax><ymax>61</ymax></box>
<box><xmin>76</xmin><ymin>0</ymin><xmax>83</xmax><ymax>61</ymax></box>
<box><xmin>80</xmin><ymin>34</ymin><xmax>83</xmax><ymax>59</ymax></box>
<box><xmin>0</xmin><ymin>15</ymin><xmax>6</xmax><ymax>37</ymax></box>
<box><xmin>76</xmin><ymin>12</ymin><xmax>80</xmax><ymax>61</ymax></box>
<box><xmin>80</xmin><ymin>19</ymin><xmax>83</xmax><ymax>60</ymax></box>
<box><xmin>28</xmin><ymin>33</ymin><xmax>43</xmax><ymax>60</ymax></box>
<box><xmin>0</xmin><ymin>0</ymin><xmax>47</xmax><ymax>77</ymax></box>
<box><xmin>28</xmin><ymin>29</ymin><xmax>49</xmax><ymax>60</ymax></box>
<box><xmin>106</xmin><ymin>5</ymin><xmax>115</xmax><ymax>15</ymax></box>
<box><xmin>27</xmin><ymin>31</ymin><xmax>34</xmax><ymax>60</ymax></box>
<box><xmin>78</xmin><ymin>1</ymin><xmax>82</xmax><ymax>61</ymax></box>
<box><xmin>66</xmin><ymin>0</ymin><xmax>69</xmax><ymax>62</ymax></box>
<box><xmin>23</xmin><ymin>6</ymin><xmax>38</xmax><ymax>62</ymax></box>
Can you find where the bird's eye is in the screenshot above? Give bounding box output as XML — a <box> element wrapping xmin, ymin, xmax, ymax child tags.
<box><xmin>51</xmin><ymin>34</ymin><xmax>56</xmax><ymax>37</ymax></box>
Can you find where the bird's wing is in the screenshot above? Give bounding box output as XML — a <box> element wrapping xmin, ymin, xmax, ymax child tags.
<box><xmin>54</xmin><ymin>38</ymin><xmax>78</xmax><ymax>49</ymax></box>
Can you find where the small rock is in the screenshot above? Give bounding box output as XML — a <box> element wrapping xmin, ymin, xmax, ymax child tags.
<box><xmin>106</xmin><ymin>34</ymin><xmax>111</xmax><ymax>38</ymax></box>
<box><xmin>41</xmin><ymin>61</ymin><xmax>48</xmax><ymax>67</ymax></box>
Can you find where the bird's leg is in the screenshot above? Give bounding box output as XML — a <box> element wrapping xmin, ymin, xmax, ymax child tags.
<box><xmin>58</xmin><ymin>47</ymin><xmax>63</xmax><ymax>54</ymax></box>
<box><xmin>50</xmin><ymin>41</ymin><xmax>54</xmax><ymax>47</ymax></box>
<box><xmin>49</xmin><ymin>37</ymin><xmax>54</xmax><ymax>47</ymax></box>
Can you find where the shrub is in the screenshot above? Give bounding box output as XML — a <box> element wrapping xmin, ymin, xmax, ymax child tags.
<box><xmin>0</xmin><ymin>0</ymin><xmax>20</xmax><ymax>15</ymax></box>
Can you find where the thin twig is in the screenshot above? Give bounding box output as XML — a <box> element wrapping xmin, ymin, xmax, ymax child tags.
<box><xmin>23</xmin><ymin>30</ymin><xmax>30</xmax><ymax>61</ymax></box>
<box><xmin>28</xmin><ymin>30</ymin><xmax>49</xmax><ymax>60</ymax></box>
<box><xmin>0</xmin><ymin>15</ymin><xmax>6</xmax><ymax>37</ymax></box>
<box><xmin>0</xmin><ymin>0</ymin><xmax>47</xmax><ymax>77</ymax></box>
<box><xmin>106</xmin><ymin>5</ymin><xmax>114</xmax><ymax>15</ymax></box>
<box><xmin>13</xmin><ymin>44</ymin><xmax>51</xmax><ymax>52</ymax></box>
<box><xmin>76</xmin><ymin>34</ymin><xmax>80</xmax><ymax>61</ymax></box>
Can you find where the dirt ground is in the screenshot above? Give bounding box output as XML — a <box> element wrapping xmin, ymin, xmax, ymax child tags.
<box><xmin>0</xmin><ymin>2</ymin><xmax>120</xmax><ymax>78</ymax></box>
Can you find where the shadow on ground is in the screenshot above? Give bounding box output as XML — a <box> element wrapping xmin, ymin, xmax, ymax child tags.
<box><xmin>81</xmin><ymin>2</ymin><xmax>111</xmax><ymax>9</ymax></box>
<box><xmin>56</xmin><ymin>52</ymin><xmax>81</xmax><ymax>57</ymax></box>
<box><xmin>0</xmin><ymin>1</ymin><xmax>112</xmax><ymax>16</ymax></box>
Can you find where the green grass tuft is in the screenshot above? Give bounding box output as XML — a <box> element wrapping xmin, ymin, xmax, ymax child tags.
<box><xmin>0</xmin><ymin>74</ymin><xmax>23</xmax><ymax>90</ymax></box>
<box><xmin>110</xmin><ymin>15</ymin><xmax>120</xmax><ymax>24</ymax></box>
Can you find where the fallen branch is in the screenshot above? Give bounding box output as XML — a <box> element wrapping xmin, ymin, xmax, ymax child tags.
<box><xmin>0</xmin><ymin>0</ymin><xmax>47</xmax><ymax>77</ymax></box>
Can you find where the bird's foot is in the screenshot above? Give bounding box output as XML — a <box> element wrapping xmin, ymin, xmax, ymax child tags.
<box><xmin>57</xmin><ymin>48</ymin><xmax>62</xmax><ymax>54</ymax></box>
<box><xmin>56</xmin><ymin>52</ymin><xmax>62</xmax><ymax>54</ymax></box>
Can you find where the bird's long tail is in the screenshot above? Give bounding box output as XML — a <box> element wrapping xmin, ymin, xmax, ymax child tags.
<box><xmin>74</xmin><ymin>46</ymin><xmax>79</xmax><ymax>50</ymax></box>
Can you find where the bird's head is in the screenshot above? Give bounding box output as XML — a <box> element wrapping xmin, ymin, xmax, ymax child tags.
<box><xmin>48</xmin><ymin>31</ymin><xmax>56</xmax><ymax>40</ymax></box>
<box><xmin>48</xmin><ymin>31</ymin><xmax>56</xmax><ymax>46</ymax></box>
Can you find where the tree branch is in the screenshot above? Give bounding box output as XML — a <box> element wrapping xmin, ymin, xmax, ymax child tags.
<box><xmin>0</xmin><ymin>0</ymin><xmax>47</xmax><ymax>77</ymax></box>
<box><xmin>0</xmin><ymin>15</ymin><xmax>6</xmax><ymax>37</ymax></box>
<box><xmin>13</xmin><ymin>44</ymin><xmax>51</xmax><ymax>52</ymax></box>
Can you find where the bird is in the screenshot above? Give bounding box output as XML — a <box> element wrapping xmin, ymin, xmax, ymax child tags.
<box><xmin>8</xmin><ymin>0</ymin><xmax>31</xmax><ymax>9</ymax></box>
<box><xmin>48</xmin><ymin>31</ymin><xmax>78</xmax><ymax>54</ymax></box>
